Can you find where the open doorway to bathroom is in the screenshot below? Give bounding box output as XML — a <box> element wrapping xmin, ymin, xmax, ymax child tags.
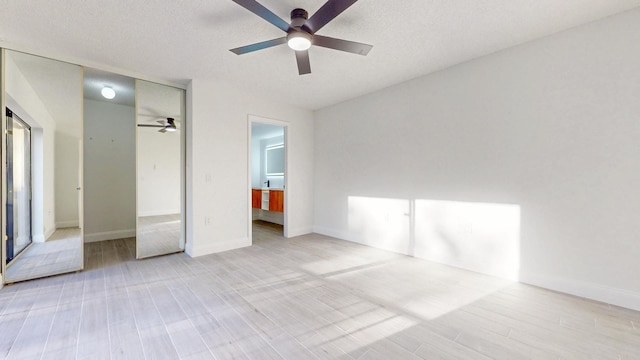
<box><xmin>248</xmin><ymin>116</ymin><xmax>288</xmax><ymax>243</ymax></box>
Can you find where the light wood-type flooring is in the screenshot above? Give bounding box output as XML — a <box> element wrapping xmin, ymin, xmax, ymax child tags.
<box><xmin>0</xmin><ymin>220</ymin><xmax>638</xmax><ymax>359</ymax></box>
<box><xmin>137</xmin><ymin>213</ymin><xmax>182</xmax><ymax>259</ymax></box>
<box><xmin>4</xmin><ymin>227</ymin><xmax>82</xmax><ymax>283</ymax></box>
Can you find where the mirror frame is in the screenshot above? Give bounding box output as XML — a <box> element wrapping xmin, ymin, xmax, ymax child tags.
<box><xmin>1</xmin><ymin>48</ymin><xmax>6</xmax><ymax>286</ymax></box>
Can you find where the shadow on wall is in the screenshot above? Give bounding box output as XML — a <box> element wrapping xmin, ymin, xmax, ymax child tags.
<box><xmin>347</xmin><ymin>196</ymin><xmax>521</xmax><ymax>281</ymax></box>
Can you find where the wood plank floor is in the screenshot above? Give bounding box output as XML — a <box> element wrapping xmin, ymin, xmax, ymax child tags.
<box><xmin>0</xmin><ymin>220</ymin><xmax>638</xmax><ymax>359</ymax></box>
<box><xmin>137</xmin><ymin>214</ymin><xmax>182</xmax><ymax>259</ymax></box>
<box><xmin>4</xmin><ymin>227</ymin><xmax>82</xmax><ymax>283</ymax></box>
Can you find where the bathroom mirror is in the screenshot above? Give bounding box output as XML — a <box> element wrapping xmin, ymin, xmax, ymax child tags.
<box><xmin>135</xmin><ymin>80</ymin><xmax>184</xmax><ymax>259</ymax></box>
<box><xmin>266</xmin><ymin>144</ymin><xmax>285</xmax><ymax>176</ymax></box>
<box><xmin>2</xmin><ymin>50</ymin><xmax>83</xmax><ymax>283</ymax></box>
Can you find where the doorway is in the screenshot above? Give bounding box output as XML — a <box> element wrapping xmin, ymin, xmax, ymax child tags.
<box><xmin>248</xmin><ymin>116</ymin><xmax>288</xmax><ymax>242</ymax></box>
<box><xmin>5</xmin><ymin>108</ymin><xmax>32</xmax><ymax>263</ymax></box>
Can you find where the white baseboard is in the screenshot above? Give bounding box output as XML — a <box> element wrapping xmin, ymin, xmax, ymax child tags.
<box><xmin>84</xmin><ymin>229</ymin><xmax>136</xmax><ymax>243</ymax></box>
<box><xmin>286</xmin><ymin>226</ymin><xmax>313</xmax><ymax>238</ymax></box>
<box><xmin>185</xmin><ymin>237</ymin><xmax>250</xmax><ymax>258</ymax></box>
<box><xmin>32</xmin><ymin>234</ymin><xmax>46</xmax><ymax>243</ymax></box>
<box><xmin>312</xmin><ymin>225</ymin><xmax>349</xmax><ymax>240</ymax></box>
<box><xmin>56</xmin><ymin>220</ymin><xmax>79</xmax><ymax>228</ymax></box>
<box><xmin>313</xmin><ymin>225</ymin><xmax>640</xmax><ymax>312</ymax></box>
<box><xmin>520</xmin><ymin>272</ymin><xmax>640</xmax><ymax>312</ymax></box>
<box><xmin>46</xmin><ymin>227</ymin><xmax>56</xmax><ymax>242</ymax></box>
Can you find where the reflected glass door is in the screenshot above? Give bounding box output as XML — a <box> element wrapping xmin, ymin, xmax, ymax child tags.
<box><xmin>5</xmin><ymin>109</ymin><xmax>32</xmax><ymax>263</ymax></box>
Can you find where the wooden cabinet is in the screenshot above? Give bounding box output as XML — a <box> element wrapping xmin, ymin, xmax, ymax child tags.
<box><xmin>268</xmin><ymin>190</ymin><xmax>284</xmax><ymax>212</ymax></box>
<box><xmin>253</xmin><ymin>188</ymin><xmax>284</xmax><ymax>212</ymax></box>
<box><xmin>251</xmin><ymin>189</ymin><xmax>262</xmax><ymax>209</ymax></box>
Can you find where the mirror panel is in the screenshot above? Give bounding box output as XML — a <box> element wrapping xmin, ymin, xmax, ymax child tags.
<box><xmin>3</xmin><ymin>50</ymin><xmax>83</xmax><ymax>283</ymax></box>
<box><xmin>135</xmin><ymin>80</ymin><xmax>184</xmax><ymax>259</ymax></box>
<box><xmin>83</xmin><ymin>68</ymin><xmax>136</xmax><ymax>259</ymax></box>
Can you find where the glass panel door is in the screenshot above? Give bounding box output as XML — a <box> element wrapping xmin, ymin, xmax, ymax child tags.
<box><xmin>5</xmin><ymin>108</ymin><xmax>32</xmax><ymax>263</ymax></box>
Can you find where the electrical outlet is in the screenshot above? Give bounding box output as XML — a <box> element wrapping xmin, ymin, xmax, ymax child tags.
<box><xmin>205</xmin><ymin>173</ymin><xmax>212</xmax><ymax>183</ymax></box>
<box><xmin>204</xmin><ymin>216</ymin><xmax>211</xmax><ymax>226</ymax></box>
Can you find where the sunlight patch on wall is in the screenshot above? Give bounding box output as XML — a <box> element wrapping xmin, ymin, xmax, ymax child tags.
<box><xmin>347</xmin><ymin>196</ymin><xmax>411</xmax><ymax>254</ymax></box>
<box><xmin>414</xmin><ymin>199</ymin><xmax>520</xmax><ymax>280</ymax></box>
<box><xmin>346</xmin><ymin>196</ymin><xmax>521</xmax><ymax>281</ymax></box>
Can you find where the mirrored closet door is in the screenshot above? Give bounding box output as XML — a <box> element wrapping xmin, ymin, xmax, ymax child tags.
<box><xmin>2</xmin><ymin>50</ymin><xmax>83</xmax><ymax>283</ymax></box>
<box><xmin>135</xmin><ymin>80</ymin><xmax>185</xmax><ymax>259</ymax></box>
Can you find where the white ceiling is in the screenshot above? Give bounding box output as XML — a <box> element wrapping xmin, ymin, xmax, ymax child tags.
<box><xmin>1</xmin><ymin>1</ymin><xmax>639</xmax><ymax>110</ymax></box>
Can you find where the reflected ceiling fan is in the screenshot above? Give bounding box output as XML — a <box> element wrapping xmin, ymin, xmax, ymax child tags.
<box><xmin>230</xmin><ymin>0</ymin><xmax>373</xmax><ymax>75</ymax></box>
<box><xmin>137</xmin><ymin>118</ymin><xmax>178</xmax><ymax>133</ymax></box>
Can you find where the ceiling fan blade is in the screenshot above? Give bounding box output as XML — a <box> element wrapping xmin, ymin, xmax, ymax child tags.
<box><xmin>295</xmin><ymin>50</ymin><xmax>311</xmax><ymax>75</ymax></box>
<box><xmin>138</xmin><ymin>124</ymin><xmax>164</xmax><ymax>128</ymax></box>
<box><xmin>232</xmin><ymin>0</ymin><xmax>290</xmax><ymax>32</ymax></box>
<box><xmin>313</xmin><ymin>35</ymin><xmax>372</xmax><ymax>56</ymax></box>
<box><xmin>304</xmin><ymin>0</ymin><xmax>358</xmax><ymax>33</ymax></box>
<box><xmin>159</xmin><ymin>128</ymin><xmax>167</xmax><ymax>133</ymax></box>
<box><xmin>230</xmin><ymin>37</ymin><xmax>287</xmax><ymax>55</ymax></box>
<box><xmin>156</xmin><ymin>120</ymin><xmax>165</xmax><ymax>125</ymax></box>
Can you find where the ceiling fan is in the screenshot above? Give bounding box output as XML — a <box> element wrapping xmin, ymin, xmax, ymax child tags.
<box><xmin>137</xmin><ymin>118</ymin><xmax>178</xmax><ymax>133</ymax></box>
<box><xmin>230</xmin><ymin>0</ymin><xmax>373</xmax><ymax>75</ymax></box>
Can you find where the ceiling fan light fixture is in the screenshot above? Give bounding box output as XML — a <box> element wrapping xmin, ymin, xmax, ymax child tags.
<box><xmin>287</xmin><ymin>31</ymin><xmax>312</xmax><ymax>51</ymax></box>
<box><xmin>101</xmin><ymin>86</ymin><xmax>116</xmax><ymax>99</ymax></box>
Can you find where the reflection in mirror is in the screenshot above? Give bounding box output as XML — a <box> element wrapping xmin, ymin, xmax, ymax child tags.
<box><xmin>83</xmin><ymin>68</ymin><xmax>136</xmax><ymax>256</ymax></box>
<box><xmin>3</xmin><ymin>50</ymin><xmax>83</xmax><ymax>283</ymax></box>
<box><xmin>136</xmin><ymin>80</ymin><xmax>184</xmax><ymax>259</ymax></box>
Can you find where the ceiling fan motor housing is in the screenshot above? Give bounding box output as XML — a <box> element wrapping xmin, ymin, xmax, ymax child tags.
<box><xmin>290</xmin><ymin>8</ymin><xmax>308</xmax><ymax>28</ymax></box>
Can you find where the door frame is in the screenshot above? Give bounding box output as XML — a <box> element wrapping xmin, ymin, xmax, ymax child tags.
<box><xmin>247</xmin><ymin>115</ymin><xmax>289</xmax><ymax>242</ymax></box>
<box><xmin>4</xmin><ymin>108</ymin><xmax>34</xmax><ymax>264</ymax></box>
<box><xmin>1</xmin><ymin>48</ymin><xmax>6</xmax><ymax>285</ymax></box>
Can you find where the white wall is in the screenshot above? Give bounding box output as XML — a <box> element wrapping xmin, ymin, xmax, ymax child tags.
<box><xmin>186</xmin><ymin>79</ymin><xmax>314</xmax><ymax>257</ymax></box>
<box><xmin>251</xmin><ymin>136</ymin><xmax>261</xmax><ymax>188</ymax></box>
<box><xmin>54</xmin><ymin>131</ymin><xmax>80</xmax><ymax>228</ymax></box>
<box><xmin>83</xmin><ymin>99</ymin><xmax>136</xmax><ymax>242</ymax></box>
<box><xmin>137</xmin><ymin>126</ymin><xmax>181</xmax><ymax>216</ymax></box>
<box><xmin>314</xmin><ymin>9</ymin><xmax>640</xmax><ymax>311</ymax></box>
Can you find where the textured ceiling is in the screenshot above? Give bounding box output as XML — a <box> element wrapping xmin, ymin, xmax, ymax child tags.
<box><xmin>1</xmin><ymin>1</ymin><xmax>639</xmax><ymax>110</ymax></box>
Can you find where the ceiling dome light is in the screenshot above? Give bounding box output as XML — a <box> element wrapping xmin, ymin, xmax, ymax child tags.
<box><xmin>287</xmin><ymin>31</ymin><xmax>312</xmax><ymax>51</ymax></box>
<box><xmin>101</xmin><ymin>86</ymin><xmax>116</xmax><ymax>99</ymax></box>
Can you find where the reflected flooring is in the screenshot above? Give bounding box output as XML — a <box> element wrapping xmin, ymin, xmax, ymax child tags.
<box><xmin>4</xmin><ymin>227</ymin><xmax>82</xmax><ymax>283</ymax></box>
<box><xmin>137</xmin><ymin>213</ymin><xmax>181</xmax><ymax>258</ymax></box>
<box><xmin>0</xmin><ymin>222</ymin><xmax>639</xmax><ymax>359</ymax></box>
